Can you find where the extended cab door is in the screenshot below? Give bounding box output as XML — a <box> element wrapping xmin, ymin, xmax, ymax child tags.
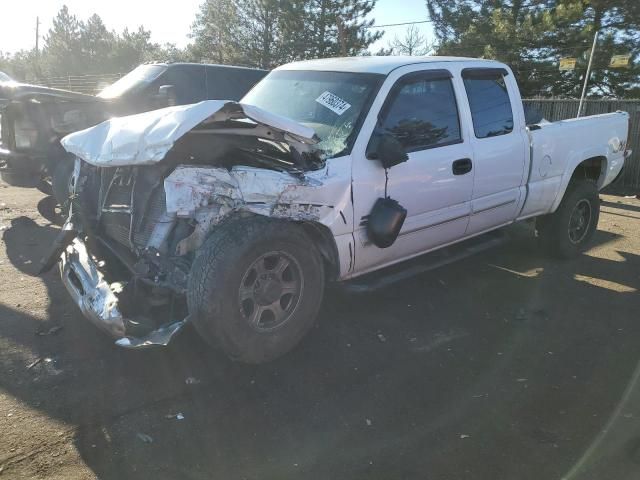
<box><xmin>461</xmin><ymin>68</ymin><xmax>528</xmax><ymax>234</ymax></box>
<box><xmin>352</xmin><ymin>67</ymin><xmax>475</xmax><ymax>274</ymax></box>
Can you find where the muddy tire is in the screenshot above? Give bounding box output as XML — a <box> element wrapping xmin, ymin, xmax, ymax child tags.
<box><xmin>187</xmin><ymin>217</ymin><xmax>325</xmax><ymax>364</ymax></box>
<box><xmin>51</xmin><ymin>159</ymin><xmax>74</xmax><ymax>210</ymax></box>
<box><xmin>537</xmin><ymin>180</ymin><xmax>600</xmax><ymax>258</ymax></box>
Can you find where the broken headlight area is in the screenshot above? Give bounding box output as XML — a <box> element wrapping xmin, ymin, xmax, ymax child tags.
<box><xmin>52</xmin><ymin>162</ymin><xmax>198</xmax><ymax>347</ymax></box>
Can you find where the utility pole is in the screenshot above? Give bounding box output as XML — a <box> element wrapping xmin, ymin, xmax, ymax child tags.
<box><xmin>577</xmin><ymin>30</ymin><xmax>598</xmax><ymax>118</ymax></box>
<box><xmin>34</xmin><ymin>16</ymin><xmax>41</xmax><ymax>77</ymax></box>
<box><xmin>35</xmin><ymin>16</ymin><xmax>40</xmax><ymax>54</ymax></box>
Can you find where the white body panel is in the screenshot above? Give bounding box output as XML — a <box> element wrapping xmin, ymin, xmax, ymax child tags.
<box><xmin>517</xmin><ymin>113</ymin><xmax>628</xmax><ymax>219</ymax></box>
<box><xmin>351</xmin><ymin>62</ymin><xmax>476</xmax><ymax>273</ymax></box>
<box><xmin>464</xmin><ymin>71</ymin><xmax>529</xmax><ymax>235</ymax></box>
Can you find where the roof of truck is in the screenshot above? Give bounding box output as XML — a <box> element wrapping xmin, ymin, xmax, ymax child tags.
<box><xmin>277</xmin><ymin>56</ymin><xmax>505</xmax><ymax>75</ymax></box>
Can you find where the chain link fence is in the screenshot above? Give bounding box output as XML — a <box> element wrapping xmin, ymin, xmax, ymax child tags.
<box><xmin>34</xmin><ymin>73</ymin><xmax>124</xmax><ymax>95</ymax></box>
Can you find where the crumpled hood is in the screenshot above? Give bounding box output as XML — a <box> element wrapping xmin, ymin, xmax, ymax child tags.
<box><xmin>60</xmin><ymin>100</ymin><xmax>319</xmax><ymax>167</ymax></box>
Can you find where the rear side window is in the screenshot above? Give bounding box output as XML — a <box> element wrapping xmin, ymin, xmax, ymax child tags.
<box><xmin>463</xmin><ymin>70</ymin><xmax>514</xmax><ymax>138</ymax></box>
<box><xmin>379</xmin><ymin>73</ymin><xmax>461</xmax><ymax>151</ymax></box>
<box><xmin>165</xmin><ymin>65</ymin><xmax>206</xmax><ymax>104</ymax></box>
<box><xmin>207</xmin><ymin>68</ymin><xmax>267</xmax><ymax>101</ymax></box>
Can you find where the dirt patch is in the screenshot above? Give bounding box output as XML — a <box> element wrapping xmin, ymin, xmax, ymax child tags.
<box><xmin>1</xmin><ymin>183</ymin><xmax>640</xmax><ymax>479</ymax></box>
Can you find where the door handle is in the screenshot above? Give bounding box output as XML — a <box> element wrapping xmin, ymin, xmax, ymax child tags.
<box><xmin>452</xmin><ymin>158</ymin><xmax>473</xmax><ymax>175</ymax></box>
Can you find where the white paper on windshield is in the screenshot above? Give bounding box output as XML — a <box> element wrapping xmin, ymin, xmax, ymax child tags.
<box><xmin>315</xmin><ymin>91</ymin><xmax>351</xmax><ymax>116</ymax></box>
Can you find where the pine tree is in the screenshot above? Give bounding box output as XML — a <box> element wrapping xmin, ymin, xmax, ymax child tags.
<box><xmin>306</xmin><ymin>0</ymin><xmax>382</xmax><ymax>58</ymax></box>
<box><xmin>43</xmin><ymin>5</ymin><xmax>85</xmax><ymax>76</ymax></box>
<box><xmin>236</xmin><ymin>0</ymin><xmax>283</xmax><ymax>69</ymax></box>
<box><xmin>80</xmin><ymin>14</ymin><xmax>116</xmax><ymax>74</ymax></box>
<box><xmin>425</xmin><ymin>0</ymin><xmax>640</xmax><ymax>98</ymax></box>
<box><xmin>190</xmin><ymin>0</ymin><xmax>244</xmax><ymax>65</ymax></box>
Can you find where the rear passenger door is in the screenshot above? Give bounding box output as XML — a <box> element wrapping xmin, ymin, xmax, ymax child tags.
<box><xmin>353</xmin><ymin>69</ymin><xmax>475</xmax><ymax>272</ymax></box>
<box><xmin>461</xmin><ymin>68</ymin><xmax>528</xmax><ymax>234</ymax></box>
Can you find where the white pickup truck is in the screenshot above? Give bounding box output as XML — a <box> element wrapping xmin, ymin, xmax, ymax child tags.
<box><xmin>45</xmin><ymin>56</ymin><xmax>630</xmax><ymax>363</ymax></box>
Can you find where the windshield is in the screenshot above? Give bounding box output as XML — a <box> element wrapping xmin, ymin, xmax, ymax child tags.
<box><xmin>242</xmin><ymin>70</ymin><xmax>382</xmax><ymax>158</ymax></box>
<box><xmin>98</xmin><ymin>64</ymin><xmax>166</xmax><ymax>99</ymax></box>
<box><xmin>0</xmin><ymin>71</ymin><xmax>13</xmax><ymax>82</ymax></box>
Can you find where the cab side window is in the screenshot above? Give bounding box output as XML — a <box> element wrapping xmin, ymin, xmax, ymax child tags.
<box><xmin>165</xmin><ymin>65</ymin><xmax>206</xmax><ymax>104</ymax></box>
<box><xmin>463</xmin><ymin>70</ymin><xmax>514</xmax><ymax>138</ymax></box>
<box><xmin>379</xmin><ymin>72</ymin><xmax>461</xmax><ymax>152</ymax></box>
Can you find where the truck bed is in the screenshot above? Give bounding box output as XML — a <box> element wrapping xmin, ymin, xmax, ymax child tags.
<box><xmin>519</xmin><ymin>111</ymin><xmax>629</xmax><ymax>219</ymax></box>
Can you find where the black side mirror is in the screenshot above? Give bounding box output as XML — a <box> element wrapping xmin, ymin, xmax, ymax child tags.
<box><xmin>157</xmin><ymin>84</ymin><xmax>177</xmax><ymax>107</ymax></box>
<box><xmin>367</xmin><ymin>197</ymin><xmax>407</xmax><ymax>248</ymax></box>
<box><xmin>366</xmin><ymin>132</ymin><xmax>408</xmax><ymax>169</ymax></box>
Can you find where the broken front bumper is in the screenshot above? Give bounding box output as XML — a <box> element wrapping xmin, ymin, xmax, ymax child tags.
<box><xmin>59</xmin><ymin>237</ymin><xmax>186</xmax><ymax>348</ymax></box>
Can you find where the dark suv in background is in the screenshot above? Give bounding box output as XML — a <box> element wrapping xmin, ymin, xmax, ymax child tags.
<box><xmin>0</xmin><ymin>63</ymin><xmax>267</xmax><ymax>203</ymax></box>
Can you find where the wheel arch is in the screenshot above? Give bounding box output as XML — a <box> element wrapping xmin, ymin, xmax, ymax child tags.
<box><xmin>551</xmin><ymin>152</ymin><xmax>608</xmax><ymax>212</ymax></box>
<box><xmin>299</xmin><ymin>221</ymin><xmax>341</xmax><ymax>282</ymax></box>
<box><xmin>200</xmin><ymin>213</ymin><xmax>342</xmax><ymax>282</ymax></box>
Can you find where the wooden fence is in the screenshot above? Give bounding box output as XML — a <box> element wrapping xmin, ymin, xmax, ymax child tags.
<box><xmin>523</xmin><ymin>98</ymin><xmax>640</xmax><ymax>191</ymax></box>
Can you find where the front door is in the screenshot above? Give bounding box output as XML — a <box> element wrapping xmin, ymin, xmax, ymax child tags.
<box><xmin>352</xmin><ymin>68</ymin><xmax>475</xmax><ymax>274</ymax></box>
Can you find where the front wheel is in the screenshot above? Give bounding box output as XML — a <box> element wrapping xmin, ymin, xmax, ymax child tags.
<box><xmin>536</xmin><ymin>180</ymin><xmax>600</xmax><ymax>258</ymax></box>
<box><xmin>188</xmin><ymin>217</ymin><xmax>325</xmax><ymax>364</ymax></box>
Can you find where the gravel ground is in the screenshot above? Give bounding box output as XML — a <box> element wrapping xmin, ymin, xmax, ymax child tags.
<box><xmin>1</xmin><ymin>183</ymin><xmax>640</xmax><ymax>479</ymax></box>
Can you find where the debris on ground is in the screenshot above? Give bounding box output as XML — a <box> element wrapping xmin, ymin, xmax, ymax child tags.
<box><xmin>136</xmin><ymin>433</ymin><xmax>153</xmax><ymax>444</ymax></box>
<box><xmin>460</xmin><ymin>434</ymin><xmax>471</xmax><ymax>439</ymax></box>
<box><xmin>26</xmin><ymin>357</ymin><xmax>45</xmax><ymax>370</ymax></box>
<box><xmin>377</xmin><ymin>333</ymin><xmax>387</xmax><ymax>343</ymax></box>
<box><xmin>36</xmin><ymin>325</ymin><xmax>64</xmax><ymax>336</ymax></box>
<box><xmin>185</xmin><ymin>377</ymin><xmax>201</xmax><ymax>385</ymax></box>
<box><xmin>515</xmin><ymin>308</ymin><xmax>528</xmax><ymax>321</ymax></box>
<box><xmin>165</xmin><ymin>413</ymin><xmax>185</xmax><ymax>420</ymax></box>
<box><xmin>516</xmin><ymin>378</ymin><xmax>528</xmax><ymax>382</ymax></box>
<box><xmin>366</xmin><ymin>419</ymin><xmax>372</xmax><ymax>426</ymax></box>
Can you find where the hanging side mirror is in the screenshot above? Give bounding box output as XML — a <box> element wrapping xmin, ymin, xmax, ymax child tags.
<box><xmin>367</xmin><ymin>197</ymin><xmax>407</xmax><ymax>248</ymax></box>
<box><xmin>366</xmin><ymin>132</ymin><xmax>408</xmax><ymax>169</ymax></box>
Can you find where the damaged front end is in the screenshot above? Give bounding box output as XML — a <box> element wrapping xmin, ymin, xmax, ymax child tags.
<box><xmin>42</xmin><ymin>100</ymin><xmax>343</xmax><ymax>348</ymax></box>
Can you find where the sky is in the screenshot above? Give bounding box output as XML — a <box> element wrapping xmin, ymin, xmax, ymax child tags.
<box><xmin>0</xmin><ymin>0</ymin><xmax>434</xmax><ymax>55</ymax></box>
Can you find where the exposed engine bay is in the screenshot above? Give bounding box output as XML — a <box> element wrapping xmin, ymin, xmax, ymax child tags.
<box><xmin>46</xmin><ymin>100</ymin><xmax>351</xmax><ymax>347</ymax></box>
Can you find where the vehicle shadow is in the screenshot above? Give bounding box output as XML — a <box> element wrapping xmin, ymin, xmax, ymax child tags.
<box><xmin>1</xmin><ymin>209</ymin><xmax>640</xmax><ymax>479</ymax></box>
<box><xmin>36</xmin><ymin>195</ymin><xmax>66</xmax><ymax>226</ymax></box>
<box><xmin>601</xmin><ymin>199</ymin><xmax>640</xmax><ymax>214</ymax></box>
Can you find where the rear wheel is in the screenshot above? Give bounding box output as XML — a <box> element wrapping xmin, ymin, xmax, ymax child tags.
<box><xmin>537</xmin><ymin>179</ymin><xmax>600</xmax><ymax>258</ymax></box>
<box><xmin>188</xmin><ymin>217</ymin><xmax>325</xmax><ymax>364</ymax></box>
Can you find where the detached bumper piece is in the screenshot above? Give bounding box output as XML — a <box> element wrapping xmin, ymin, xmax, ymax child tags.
<box><xmin>59</xmin><ymin>238</ymin><xmax>186</xmax><ymax>348</ymax></box>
